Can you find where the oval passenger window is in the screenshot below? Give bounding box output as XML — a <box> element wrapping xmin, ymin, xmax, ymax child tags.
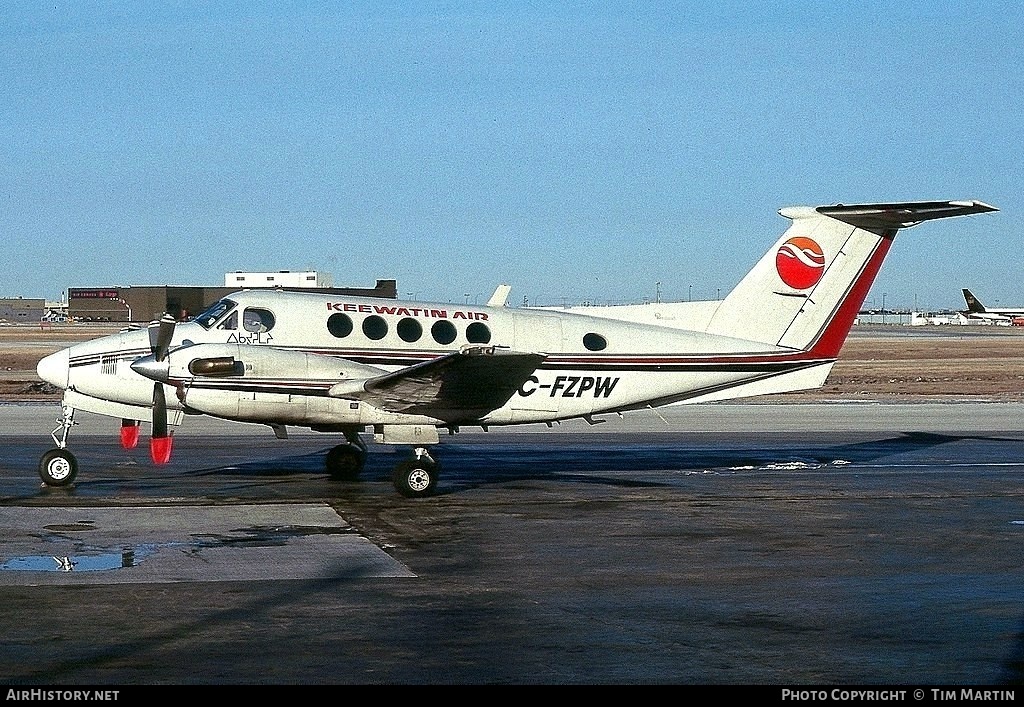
<box><xmin>431</xmin><ymin>320</ymin><xmax>457</xmax><ymax>345</ymax></box>
<box><xmin>327</xmin><ymin>313</ymin><xmax>353</xmax><ymax>338</ymax></box>
<box><xmin>362</xmin><ymin>315</ymin><xmax>388</xmax><ymax>341</ymax></box>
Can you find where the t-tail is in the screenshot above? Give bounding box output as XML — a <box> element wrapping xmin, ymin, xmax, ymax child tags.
<box><xmin>704</xmin><ymin>201</ymin><xmax>997</xmax><ymax>357</ymax></box>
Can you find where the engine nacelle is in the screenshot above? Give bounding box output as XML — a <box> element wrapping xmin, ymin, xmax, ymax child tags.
<box><xmin>168</xmin><ymin>344</ymin><xmax>439</xmax><ymax>427</ymax></box>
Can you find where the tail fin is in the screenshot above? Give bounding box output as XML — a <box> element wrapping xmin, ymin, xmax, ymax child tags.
<box><xmin>962</xmin><ymin>288</ymin><xmax>986</xmax><ymax>313</ymax></box>
<box><xmin>705</xmin><ymin>200</ymin><xmax>997</xmax><ymax>357</ymax></box>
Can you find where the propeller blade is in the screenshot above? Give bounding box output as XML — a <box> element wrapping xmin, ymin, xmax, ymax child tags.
<box><xmin>153</xmin><ymin>383</ymin><xmax>167</xmax><ymax>438</ymax></box>
<box><xmin>120</xmin><ymin>419</ymin><xmax>140</xmax><ymax>450</ymax></box>
<box><xmin>150</xmin><ymin>436</ymin><xmax>173</xmax><ymax>465</ymax></box>
<box><xmin>148</xmin><ymin>313</ymin><xmax>177</xmax><ymax>362</ymax></box>
<box><xmin>150</xmin><ymin>382</ymin><xmax>172</xmax><ymax>464</ymax></box>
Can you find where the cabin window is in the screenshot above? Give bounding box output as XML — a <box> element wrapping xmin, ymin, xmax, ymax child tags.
<box><xmin>466</xmin><ymin>322</ymin><xmax>491</xmax><ymax>344</ymax></box>
<box><xmin>397</xmin><ymin>317</ymin><xmax>422</xmax><ymax>343</ymax></box>
<box><xmin>583</xmin><ymin>333</ymin><xmax>607</xmax><ymax>351</ymax></box>
<box><xmin>327</xmin><ymin>313</ymin><xmax>353</xmax><ymax>338</ymax></box>
<box><xmin>243</xmin><ymin>308</ymin><xmax>275</xmax><ymax>333</ymax></box>
<box><xmin>362</xmin><ymin>315</ymin><xmax>388</xmax><ymax>340</ymax></box>
<box><xmin>431</xmin><ymin>320</ymin><xmax>457</xmax><ymax>345</ymax></box>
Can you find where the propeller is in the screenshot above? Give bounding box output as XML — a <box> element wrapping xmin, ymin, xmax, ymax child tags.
<box><xmin>146</xmin><ymin>313</ymin><xmax>177</xmax><ymax>464</ymax></box>
<box><xmin>149</xmin><ymin>313</ymin><xmax>176</xmax><ymax>362</ymax></box>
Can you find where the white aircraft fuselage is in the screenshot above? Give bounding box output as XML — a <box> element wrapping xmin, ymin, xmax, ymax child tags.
<box><xmin>41</xmin><ymin>290</ymin><xmax>830</xmax><ymax>427</ymax></box>
<box><xmin>35</xmin><ymin>200</ymin><xmax>998</xmax><ymax>497</ymax></box>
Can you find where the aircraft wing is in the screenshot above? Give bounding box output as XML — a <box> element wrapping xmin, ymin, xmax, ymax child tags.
<box><xmin>328</xmin><ymin>346</ymin><xmax>546</xmax><ymax>421</ymax></box>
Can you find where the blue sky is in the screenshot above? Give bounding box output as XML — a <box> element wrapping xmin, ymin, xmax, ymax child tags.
<box><xmin>1</xmin><ymin>1</ymin><xmax>1020</xmax><ymax>311</ymax></box>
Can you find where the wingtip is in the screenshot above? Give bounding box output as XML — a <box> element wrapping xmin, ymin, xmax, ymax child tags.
<box><xmin>951</xmin><ymin>200</ymin><xmax>999</xmax><ymax>212</ymax></box>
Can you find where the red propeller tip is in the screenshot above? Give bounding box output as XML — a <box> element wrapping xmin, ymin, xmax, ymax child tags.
<box><xmin>120</xmin><ymin>423</ymin><xmax>140</xmax><ymax>450</ymax></box>
<box><xmin>150</xmin><ymin>435</ymin><xmax>173</xmax><ymax>464</ymax></box>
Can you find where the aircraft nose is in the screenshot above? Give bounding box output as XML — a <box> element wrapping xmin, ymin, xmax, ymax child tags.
<box><xmin>37</xmin><ymin>348</ymin><xmax>70</xmax><ymax>389</ymax></box>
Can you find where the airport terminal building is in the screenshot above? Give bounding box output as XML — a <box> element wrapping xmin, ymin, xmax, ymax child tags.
<box><xmin>0</xmin><ymin>297</ymin><xmax>45</xmax><ymax>324</ymax></box>
<box><xmin>67</xmin><ymin>273</ymin><xmax>397</xmax><ymax>323</ymax></box>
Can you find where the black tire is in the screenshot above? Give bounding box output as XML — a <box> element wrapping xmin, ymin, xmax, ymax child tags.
<box><xmin>392</xmin><ymin>459</ymin><xmax>438</xmax><ymax>498</ymax></box>
<box><xmin>39</xmin><ymin>449</ymin><xmax>78</xmax><ymax>486</ymax></box>
<box><xmin>325</xmin><ymin>444</ymin><xmax>365</xmax><ymax>481</ymax></box>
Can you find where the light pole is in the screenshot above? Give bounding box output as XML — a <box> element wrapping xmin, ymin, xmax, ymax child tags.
<box><xmin>882</xmin><ymin>292</ymin><xmax>887</xmax><ymax>325</ymax></box>
<box><xmin>688</xmin><ymin>284</ymin><xmax>692</xmax><ymax>301</ymax></box>
<box><xmin>116</xmin><ymin>298</ymin><xmax>131</xmax><ymax>323</ymax></box>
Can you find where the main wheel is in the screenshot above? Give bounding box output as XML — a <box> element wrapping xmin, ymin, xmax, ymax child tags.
<box><xmin>392</xmin><ymin>459</ymin><xmax>438</xmax><ymax>498</ymax></box>
<box><xmin>39</xmin><ymin>449</ymin><xmax>78</xmax><ymax>486</ymax></box>
<box><xmin>325</xmin><ymin>444</ymin><xmax>366</xmax><ymax>481</ymax></box>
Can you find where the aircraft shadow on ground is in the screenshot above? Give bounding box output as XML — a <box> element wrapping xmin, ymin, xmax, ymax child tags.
<box><xmin>178</xmin><ymin>430</ymin><xmax>1024</xmax><ymax>495</ymax></box>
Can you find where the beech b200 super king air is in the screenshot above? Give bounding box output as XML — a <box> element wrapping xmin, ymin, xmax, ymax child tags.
<box><xmin>35</xmin><ymin>200</ymin><xmax>996</xmax><ymax>498</ymax></box>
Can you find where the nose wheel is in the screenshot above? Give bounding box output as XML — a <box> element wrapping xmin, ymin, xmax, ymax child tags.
<box><xmin>39</xmin><ymin>449</ymin><xmax>78</xmax><ymax>486</ymax></box>
<box><xmin>392</xmin><ymin>448</ymin><xmax>439</xmax><ymax>498</ymax></box>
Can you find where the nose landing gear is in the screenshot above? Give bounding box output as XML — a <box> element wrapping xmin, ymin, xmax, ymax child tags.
<box><xmin>39</xmin><ymin>406</ymin><xmax>78</xmax><ymax>486</ymax></box>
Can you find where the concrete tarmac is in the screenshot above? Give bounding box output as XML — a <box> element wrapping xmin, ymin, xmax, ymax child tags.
<box><xmin>1</xmin><ymin>401</ymin><xmax>1023</xmax><ymax>685</ymax></box>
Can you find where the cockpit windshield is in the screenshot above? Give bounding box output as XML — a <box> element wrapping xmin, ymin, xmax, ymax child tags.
<box><xmin>194</xmin><ymin>299</ymin><xmax>237</xmax><ymax>329</ymax></box>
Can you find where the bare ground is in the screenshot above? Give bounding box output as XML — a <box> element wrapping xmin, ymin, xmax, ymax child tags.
<box><xmin>0</xmin><ymin>324</ymin><xmax>124</xmax><ymax>401</ymax></box>
<box><xmin>776</xmin><ymin>331</ymin><xmax>1024</xmax><ymax>402</ymax></box>
<box><xmin>2</xmin><ymin>323</ymin><xmax>1023</xmax><ymax>402</ymax></box>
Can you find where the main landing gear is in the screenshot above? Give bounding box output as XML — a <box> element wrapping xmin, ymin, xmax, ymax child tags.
<box><xmin>325</xmin><ymin>436</ymin><xmax>440</xmax><ymax>499</ymax></box>
<box><xmin>39</xmin><ymin>406</ymin><xmax>78</xmax><ymax>486</ymax></box>
<box><xmin>325</xmin><ymin>430</ymin><xmax>368</xmax><ymax>482</ymax></box>
<box><xmin>392</xmin><ymin>448</ymin><xmax>439</xmax><ymax>499</ymax></box>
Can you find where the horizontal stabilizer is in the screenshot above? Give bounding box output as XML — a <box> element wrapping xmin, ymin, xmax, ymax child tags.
<box><xmin>816</xmin><ymin>200</ymin><xmax>997</xmax><ymax>231</ymax></box>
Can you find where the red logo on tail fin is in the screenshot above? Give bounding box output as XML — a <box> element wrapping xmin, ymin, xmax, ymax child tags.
<box><xmin>776</xmin><ymin>237</ymin><xmax>825</xmax><ymax>289</ymax></box>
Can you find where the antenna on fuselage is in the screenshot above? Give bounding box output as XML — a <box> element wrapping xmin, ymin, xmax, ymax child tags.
<box><xmin>486</xmin><ymin>284</ymin><xmax>512</xmax><ymax>307</ymax></box>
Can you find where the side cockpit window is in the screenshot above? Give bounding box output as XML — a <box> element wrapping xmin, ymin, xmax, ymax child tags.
<box><xmin>217</xmin><ymin>311</ymin><xmax>238</xmax><ymax>331</ymax></box>
<box><xmin>195</xmin><ymin>299</ymin><xmax>238</xmax><ymax>330</ymax></box>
